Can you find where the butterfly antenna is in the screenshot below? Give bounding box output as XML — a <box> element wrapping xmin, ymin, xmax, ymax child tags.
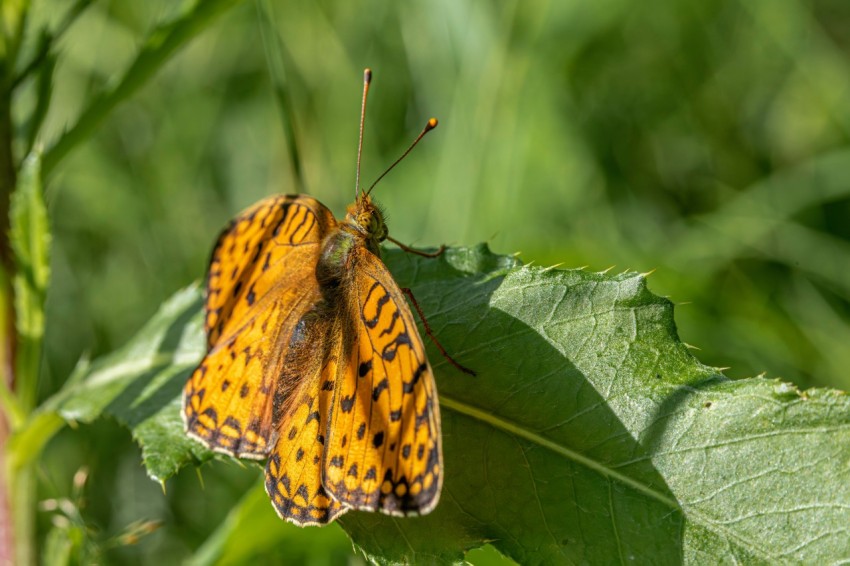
<box><xmin>365</xmin><ymin>118</ymin><xmax>438</xmax><ymax>196</ymax></box>
<box><xmin>355</xmin><ymin>68</ymin><xmax>372</xmax><ymax>199</ymax></box>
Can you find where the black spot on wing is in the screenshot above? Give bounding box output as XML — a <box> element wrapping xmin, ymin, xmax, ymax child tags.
<box><xmin>403</xmin><ymin>362</ymin><xmax>428</xmax><ymax>393</ymax></box>
<box><xmin>296</xmin><ymin>484</ymin><xmax>309</xmax><ymax>502</ymax></box>
<box><xmin>362</xmin><ymin>282</ymin><xmax>383</xmax><ymax>329</ymax></box>
<box><xmin>223</xmin><ymin>416</ymin><xmax>241</xmax><ymax>434</ymax></box>
<box><xmin>340</xmin><ymin>392</ymin><xmax>356</xmax><ymax>413</ymax></box>
<box><xmin>358</xmin><ymin>360</ymin><xmax>372</xmax><ymax>378</ymax></box>
<box><xmin>382</xmin><ymin>332</ymin><xmax>412</xmax><ymax>361</ymax></box>
<box><xmin>202</xmin><ymin>407</ymin><xmax>218</xmax><ymax>424</ymax></box>
<box><xmin>372</xmin><ymin>378</ymin><xmax>389</xmax><ymax>401</ymax></box>
<box><xmin>379</xmin><ymin>310</ymin><xmax>401</xmax><ymax>337</ymax></box>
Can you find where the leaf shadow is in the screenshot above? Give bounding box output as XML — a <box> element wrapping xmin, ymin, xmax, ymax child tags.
<box><xmin>642</xmin><ymin>374</ymin><xmax>730</xmax><ymax>457</ymax></box>
<box><xmin>342</xmin><ymin>246</ymin><xmax>685</xmax><ymax>565</ymax></box>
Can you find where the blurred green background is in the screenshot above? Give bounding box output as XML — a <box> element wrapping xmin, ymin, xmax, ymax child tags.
<box><xmin>14</xmin><ymin>0</ymin><xmax>850</xmax><ymax>562</ymax></box>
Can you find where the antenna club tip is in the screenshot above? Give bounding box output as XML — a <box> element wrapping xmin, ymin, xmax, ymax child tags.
<box><xmin>427</xmin><ymin>117</ymin><xmax>438</xmax><ymax>129</ymax></box>
<box><xmin>364</xmin><ymin>68</ymin><xmax>372</xmax><ymax>83</ymax></box>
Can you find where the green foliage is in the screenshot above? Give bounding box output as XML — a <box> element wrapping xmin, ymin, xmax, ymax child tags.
<box><xmin>2</xmin><ymin>0</ymin><xmax>850</xmax><ymax>564</ymax></box>
<box><xmin>24</xmin><ymin>0</ymin><xmax>850</xmax><ymax>399</ymax></box>
<box><xmin>51</xmin><ymin>246</ymin><xmax>850</xmax><ymax>563</ymax></box>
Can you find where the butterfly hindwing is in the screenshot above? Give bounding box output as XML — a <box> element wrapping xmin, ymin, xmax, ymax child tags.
<box><xmin>183</xmin><ymin>195</ymin><xmax>336</xmax><ymax>458</ymax></box>
<box><xmin>265</xmin><ymin>387</ymin><xmax>348</xmax><ymax>525</ymax></box>
<box><xmin>322</xmin><ymin>246</ymin><xmax>442</xmax><ymax>516</ymax></box>
<box><xmin>264</xmin><ymin>327</ymin><xmax>349</xmax><ymax>526</ymax></box>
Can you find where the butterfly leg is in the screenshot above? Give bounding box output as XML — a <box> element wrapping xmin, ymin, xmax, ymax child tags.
<box><xmin>387</xmin><ymin>236</ymin><xmax>445</xmax><ymax>258</ymax></box>
<box><xmin>400</xmin><ymin>287</ymin><xmax>476</xmax><ymax>376</ymax></box>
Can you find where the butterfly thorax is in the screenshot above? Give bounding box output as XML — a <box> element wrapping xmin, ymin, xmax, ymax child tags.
<box><xmin>316</xmin><ymin>195</ymin><xmax>386</xmax><ymax>291</ymax></box>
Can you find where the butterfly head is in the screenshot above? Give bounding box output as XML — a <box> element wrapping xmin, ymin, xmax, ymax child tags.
<box><xmin>346</xmin><ymin>194</ymin><xmax>388</xmax><ymax>244</ymax></box>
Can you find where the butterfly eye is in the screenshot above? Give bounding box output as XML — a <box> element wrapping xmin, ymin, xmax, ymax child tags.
<box><xmin>367</xmin><ymin>214</ymin><xmax>388</xmax><ymax>241</ymax></box>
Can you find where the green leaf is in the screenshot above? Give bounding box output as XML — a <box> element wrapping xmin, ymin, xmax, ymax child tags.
<box><xmin>54</xmin><ymin>244</ymin><xmax>850</xmax><ymax>563</ymax></box>
<box><xmin>50</xmin><ymin>284</ymin><xmax>212</xmax><ymax>481</ymax></box>
<box><xmin>10</xmin><ymin>151</ymin><xmax>50</xmax><ymax>414</ymax></box>
<box><xmin>23</xmin><ymin>48</ymin><xmax>55</xmax><ymax>154</ymax></box>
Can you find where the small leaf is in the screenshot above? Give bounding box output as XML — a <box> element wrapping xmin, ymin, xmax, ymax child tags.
<box><xmin>24</xmin><ymin>48</ymin><xmax>56</xmax><ymax>153</ymax></box>
<box><xmin>53</xmin><ymin>244</ymin><xmax>850</xmax><ymax>562</ymax></box>
<box><xmin>10</xmin><ymin>152</ymin><xmax>50</xmax><ymax>413</ymax></box>
<box><xmin>11</xmin><ymin>155</ymin><xmax>50</xmax><ymax>332</ymax></box>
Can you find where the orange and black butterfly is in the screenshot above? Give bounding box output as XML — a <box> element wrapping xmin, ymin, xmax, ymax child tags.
<box><xmin>183</xmin><ymin>69</ymin><xmax>469</xmax><ymax>526</ymax></box>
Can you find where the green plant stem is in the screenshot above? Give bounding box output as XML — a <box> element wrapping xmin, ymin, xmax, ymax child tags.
<box><xmin>11</xmin><ymin>464</ymin><xmax>35</xmax><ymax>566</ymax></box>
<box><xmin>0</xmin><ymin>369</ymin><xmax>24</xmax><ymax>427</ymax></box>
<box><xmin>42</xmin><ymin>0</ymin><xmax>249</xmax><ymax>178</ymax></box>
<box><xmin>1</xmin><ymin>50</ymin><xmax>22</xmax><ymax>566</ymax></box>
<box><xmin>5</xmin><ymin>412</ymin><xmax>65</xmax><ymax>565</ymax></box>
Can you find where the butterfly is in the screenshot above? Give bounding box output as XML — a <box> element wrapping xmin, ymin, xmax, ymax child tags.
<box><xmin>182</xmin><ymin>69</ymin><xmax>470</xmax><ymax>526</ymax></box>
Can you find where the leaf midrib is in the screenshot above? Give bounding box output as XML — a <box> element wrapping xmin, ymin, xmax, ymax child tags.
<box><xmin>439</xmin><ymin>394</ymin><xmax>679</xmax><ymax>509</ymax></box>
<box><xmin>439</xmin><ymin>394</ymin><xmax>785</xmax><ymax>562</ymax></box>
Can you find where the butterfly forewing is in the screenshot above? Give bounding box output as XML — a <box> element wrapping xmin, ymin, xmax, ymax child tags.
<box><xmin>322</xmin><ymin>246</ymin><xmax>442</xmax><ymax>516</ymax></box>
<box><xmin>183</xmin><ymin>195</ymin><xmax>336</xmax><ymax>458</ymax></box>
<box><xmin>205</xmin><ymin>196</ymin><xmax>331</xmax><ymax>344</ymax></box>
